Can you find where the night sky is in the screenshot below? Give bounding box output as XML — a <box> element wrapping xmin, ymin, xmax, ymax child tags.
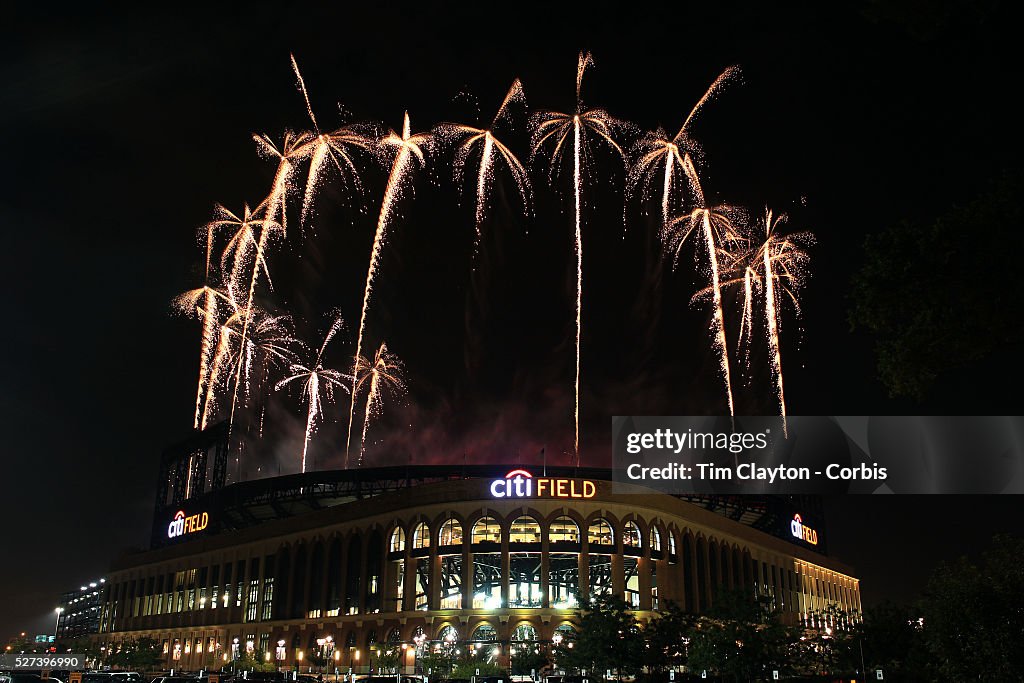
<box><xmin>3</xmin><ymin>2</ymin><xmax>1023</xmax><ymax>638</ymax></box>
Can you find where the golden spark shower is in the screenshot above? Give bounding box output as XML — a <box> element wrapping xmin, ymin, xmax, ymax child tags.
<box><xmin>176</xmin><ymin>52</ymin><xmax>815</xmax><ymax>478</ymax></box>
<box><xmin>531</xmin><ymin>51</ymin><xmax>625</xmax><ymax>463</ymax></box>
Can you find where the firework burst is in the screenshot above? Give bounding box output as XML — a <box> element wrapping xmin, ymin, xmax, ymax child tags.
<box><xmin>665</xmin><ymin>155</ymin><xmax>743</xmax><ymax>419</ymax></box>
<box><xmin>289</xmin><ymin>55</ymin><xmax>375</xmax><ymax>227</ymax></box>
<box><xmin>275</xmin><ymin>314</ymin><xmax>350</xmax><ymax>474</ymax></box>
<box><xmin>436</xmin><ymin>79</ymin><xmax>531</xmax><ymax>259</ymax></box>
<box><xmin>206</xmin><ymin>202</ymin><xmax>281</xmax><ymax>303</ymax></box>
<box><xmin>345</xmin><ymin>112</ymin><xmax>430</xmax><ymax>467</ymax></box>
<box><xmin>628</xmin><ymin>66</ymin><xmax>741</xmax><ymax>227</ymax></box>
<box><xmin>748</xmin><ymin>209</ymin><xmax>814</xmax><ymax>435</ymax></box>
<box><xmin>253</xmin><ymin>130</ymin><xmax>310</xmax><ymax>237</ymax></box>
<box><xmin>354</xmin><ymin>342</ymin><xmax>406</xmax><ymax>468</ymax></box>
<box><xmin>531</xmin><ymin>51</ymin><xmax>624</xmax><ymax>462</ymax></box>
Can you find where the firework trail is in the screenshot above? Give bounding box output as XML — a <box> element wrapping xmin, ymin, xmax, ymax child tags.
<box><xmin>344</xmin><ymin>112</ymin><xmax>430</xmax><ymax>467</ymax></box>
<box><xmin>219</xmin><ymin>200</ymin><xmax>284</xmax><ymax>438</ymax></box>
<box><xmin>531</xmin><ymin>51</ymin><xmax>624</xmax><ymax>462</ymax></box>
<box><xmin>198</xmin><ymin>202</ymin><xmax>279</xmax><ymax>428</ymax></box>
<box><xmin>628</xmin><ymin>66</ymin><xmax>740</xmax><ymax>227</ymax></box>
<box><xmin>664</xmin><ymin>155</ymin><xmax>743</xmax><ymax>419</ymax></box>
<box><xmin>436</xmin><ymin>79</ymin><xmax>530</xmax><ymax>259</ymax></box>
<box><xmin>354</xmin><ymin>342</ymin><xmax>406</xmax><ymax>468</ymax></box>
<box><xmin>276</xmin><ymin>314</ymin><xmax>350</xmax><ymax>474</ymax></box>
<box><xmin>704</xmin><ymin>241</ymin><xmax>761</xmax><ymax>370</ymax></box>
<box><xmin>289</xmin><ymin>55</ymin><xmax>375</xmax><ymax>227</ymax></box>
<box><xmin>174</xmin><ymin>285</ymin><xmax>233</xmax><ymax>429</ymax></box>
<box><xmin>750</xmin><ymin>209</ymin><xmax>814</xmax><ymax>436</ymax></box>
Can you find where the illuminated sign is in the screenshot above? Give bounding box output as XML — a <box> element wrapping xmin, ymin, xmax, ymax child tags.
<box><xmin>167</xmin><ymin>509</ymin><xmax>209</xmax><ymax>539</ymax></box>
<box><xmin>790</xmin><ymin>514</ymin><xmax>818</xmax><ymax>545</ymax></box>
<box><xmin>489</xmin><ymin>469</ymin><xmax>596</xmax><ymax>499</ymax></box>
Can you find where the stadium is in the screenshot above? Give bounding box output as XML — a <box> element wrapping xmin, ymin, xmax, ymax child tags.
<box><xmin>95</xmin><ymin>426</ymin><xmax>861</xmax><ymax>673</ymax></box>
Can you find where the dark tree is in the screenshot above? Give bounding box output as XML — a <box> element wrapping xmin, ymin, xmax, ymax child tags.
<box><xmin>849</xmin><ymin>172</ymin><xmax>1024</xmax><ymax>399</ymax></box>
<box><xmin>684</xmin><ymin>589</ymin><xmax>795</xmax><ymax>681</ymax></box>
<box><xmin>107</xmin><ymin>636</ymin><xmax>163</xmax><ymax>671</ymax></box>
<box><xmin>917</xmin><ymin>534</ymin><xmax>1024</xmax><ymax>680</ymax></box>
<box><xmin>860</xmin><ymin>601</ymin><xmax>928</xmax><ymax>680</ymax></box>
<box><xmin>641</xmin><ymin>600</ymin><xmax>693</xmax><ymax>674</ymax></box>
<box><xmin>554</xmin><ymin>595</ymin><xmax>643</xmax><ymax>677</ymax></box>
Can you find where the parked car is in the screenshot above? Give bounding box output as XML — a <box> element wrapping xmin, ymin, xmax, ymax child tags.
<box><xmin>1</xmin><ymin>675</ymin><xmax>65</xmax><ymax>683</ymax></box>
<box><xmin>109</xmin><ymin>674</ymin><xmax>142</xmax><ymax>683</ymax></box>
<box><xmin>150</xmin><ymin>677</ymin><xmax>197</xmax><ymax>683</ymax></box>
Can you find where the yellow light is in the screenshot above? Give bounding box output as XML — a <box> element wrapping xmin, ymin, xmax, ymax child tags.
<box><xmin>354</xmin><ymin>650</ymin><xmax>360</xmax><ymax>661</ymax></box>
<box><xmin>297</xmin><ymin>651</ymin><xmax>304</xmax><ymax>661</ymax></box>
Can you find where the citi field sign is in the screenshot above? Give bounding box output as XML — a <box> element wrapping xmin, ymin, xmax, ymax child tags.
<box><xmin>167</xmin><ymin>509</ymin><xmax>209</xmax><ymax>539</ymax></box>
<box><xmin>790</xmin><ymin>513</ymin><xmax>818</xmax><ymax>546</ymax></box>
<box><xmin>489</xmin><ymin>469</ymin><xmax>596</xmax><ymax>499</ymax></box>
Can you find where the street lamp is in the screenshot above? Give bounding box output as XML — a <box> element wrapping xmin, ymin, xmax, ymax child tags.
<box><xmin>53</xmin><ymin>608</ymin><xmax>63</xmax><ymax>644</ymax></box>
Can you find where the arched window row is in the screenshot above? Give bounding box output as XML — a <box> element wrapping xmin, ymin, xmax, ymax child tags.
<box><xmin>380</xmin><ymin>513</ymin><xmax>703</xmax><ymax>554</ymax></box>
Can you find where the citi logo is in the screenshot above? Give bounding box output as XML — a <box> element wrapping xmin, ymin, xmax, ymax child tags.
<box><xmin>489</xmin><ymin>469</ymin><xmax>596</xmax><ymax>499</ymax></box>
<box><xmin>790</xmin><ymin>514</ymin><xmax>818</xmax><ymax>546</ymax></box>
<box><xmin>490</xmin><ymin>469</ymin><xmax>534</xmax><ymax>498</ymax></box>
<box><xmin>167</xmin><ymin>509</ymin><xmax>209</xmax><ymax>539</ymax></box>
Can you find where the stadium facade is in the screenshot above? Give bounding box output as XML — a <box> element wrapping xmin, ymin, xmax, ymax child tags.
<box><xmin>95</xmin><ymin>428</ymin><xmax>861</xmax><ymax>672</ymax></box>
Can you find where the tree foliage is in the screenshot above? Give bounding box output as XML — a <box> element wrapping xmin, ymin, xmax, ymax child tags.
<box><xmin>917</xmin><ymin>533</ymin><xmax>1024</xmax><ymax>680</ymax></box>
<box><xmin>107</xmin><ymin>637</ymin><xmax>163</xmax><ymax>671</ymax></box>
<box><xmin>554</xmin><ymin>595</ymin><xmax>643</xmax><ymax>677</ymax></box>
<box><xmin>849</xmin><ymin>172</ymin><xmax>1024</xmax><ymax>399</ymax></box>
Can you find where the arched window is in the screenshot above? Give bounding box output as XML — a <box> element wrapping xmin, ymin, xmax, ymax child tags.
<box><xmin>412</xmin><ymin>626</ymin><xmax>427</xmax><ymax>655</ymax></box>
<box><xmin>588</xmin><ymin>518</ymin><xmax>614</xmax><ymax>546</ymax></box>
<box><xmin>470</xmin><ymin>624</ymin><xmax>497</xmax><ymax>642</ymax></box>
<box><xmin>389</xmin><ymin>527</ymin><xmax>405</xmax><ymax>553</ymax></box>
<box><xmin>549</xmin><ymin>516</ymin><xmax>579</xmax><ymax>543</ymax></box>
<box><xmin>438</xmin><ymin>625</ymin><xmax>458</xmax><ymax>644</ymax></box>
<box><xmin>412</xmin><ymin>522</ymin><xmax>430</xmax><ymax>549</ymax></box>
<box><xmin>472</xmin><ymin>517</ymin><xmax>501</xmax><ymax>544</ymax></box>
<box><xmin>623</xmin><ymin>521</ymin><xmax>642</xmax><ymax>548</ymax></box>
<box><xmin>511</xmin><ymin>623</ymin><xmax>537</xmax><ymax>642</ymax></box>
<box><xmin>510</xmin><ymin>516</ymin><xmax>541</xmax><ymax>543</ymax></box>
<box><xmin>650</xmin><ymin>525</ymin><xmax>662</xmax><ymax>552</ymax></box>
<box><xmin>553</xmin><ymin>623</ymin><xmax>576</xmax><ymax>644</ymax></box>
<box><xmin>669</xmin><ymin>531</ymin><xmax>678</xmax><ymax>555</ymax></box>
<box><xmin>387</xmin><ymin>628</ymin><xmax>401</xmax><ymax>646</ymax></box>
<box><xmin>438</xmin><ymin>518</ymin><xmax>463</xmax><ymax>546</ymax></box>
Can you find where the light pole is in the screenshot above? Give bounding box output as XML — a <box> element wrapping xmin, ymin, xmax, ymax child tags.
<box><xmin>53</xmin><ymin>608</ymin><xmax>63</xmax><ymax>646</ymax></box>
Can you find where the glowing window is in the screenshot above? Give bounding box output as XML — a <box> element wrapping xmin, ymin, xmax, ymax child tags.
<box><xmin>510</xmin><ymin>516</ymin><xmax>541</xmax><ymax>544</ymax></box>
<box><xmin>389</xmin><ymin>527</ymin><xmax>406</xmax><ymax>553</ymax></box>
<box><xmin>471</xmin><ymin>624</ymin><xmax>497</xmax><ymax>642</ymax></box>
<box><xmin>472</xmin><ymin>517</ymin><xmax>501</xmax><ymax>544</ymax></box>
<box><xmin>549</xmin><ymin>516</ymin><xmax>580</xmax><ymax>543</ymax></box>
<box><xmin>650</xmin><ymin>526</ymin><xmax>662</xmax><ymax>552</ymax></box>
<box><xmin>588</xmin><ymin>518</ymin><xmax>614</xmax><ymax>546</ymax></box>
<box><xmin>438</xmin><ymin>519</ymin><xmax>463</xmax><ymax>546</ymax></box>
<box><xmin>412</xmin><ymin>522</ymin><xmax>430</xmax><ymax>549</ymax></box>
<box><xmin>623</xmin><ymin>521</ymin><xmax>642</xmax><ymax>548</ymax></box>
<box><xmin>511</xmin><ymin>623</ymin><xmax>538</xmax><ymax>642</ymax></box>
